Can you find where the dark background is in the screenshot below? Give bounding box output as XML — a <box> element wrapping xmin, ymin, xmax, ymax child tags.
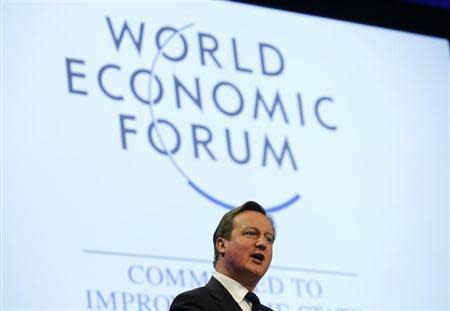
<box><xmin>231</xmin><ymin>0</ymin><xmax>450</xmax><ymax>40</ymax></box>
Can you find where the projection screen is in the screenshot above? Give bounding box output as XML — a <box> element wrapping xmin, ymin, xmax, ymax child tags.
<box><xmin>2</xmin><ymin>1</ymin><xmax>449</xmax><ymax>310</ymax></box>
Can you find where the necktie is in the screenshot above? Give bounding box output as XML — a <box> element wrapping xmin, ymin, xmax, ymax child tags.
<box><xmin>245</xmin><ymin>292</ymin><xmax>261</xmax><ymax>311</ymax></box>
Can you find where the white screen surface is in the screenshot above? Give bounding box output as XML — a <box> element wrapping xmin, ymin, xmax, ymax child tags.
<box><xmin>2</xmin><ymin>1</ymin><xmax>449</xmax><ymax>310</ymax></box>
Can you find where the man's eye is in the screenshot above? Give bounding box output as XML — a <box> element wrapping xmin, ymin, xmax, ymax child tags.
<box><xmin>244</xmin><ymin>231</ymin><xmax>257</xmax><ymax>236</ymax></box>
<box><xmin>266</xmin><ymin>236</ymin><xmax>273</xmax><ymax>243</ymax></box>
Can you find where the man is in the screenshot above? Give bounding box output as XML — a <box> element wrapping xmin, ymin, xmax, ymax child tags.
<box><xmin>170</xmin><ymin>201</ymin><xmax>275</xmax><ymax>311</ymax></box>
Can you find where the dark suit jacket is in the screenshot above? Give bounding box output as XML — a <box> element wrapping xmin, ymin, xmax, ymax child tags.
<box><xmin>169</xmin><ymin>277</ymin><xmax>273</xmax><ymax>311</ymax></box>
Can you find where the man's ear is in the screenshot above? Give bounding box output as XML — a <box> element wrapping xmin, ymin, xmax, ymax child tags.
<box><xmin>216</xmin><ymin>237</ymin><xmax>226</xmax><ymax>256</ymax></box>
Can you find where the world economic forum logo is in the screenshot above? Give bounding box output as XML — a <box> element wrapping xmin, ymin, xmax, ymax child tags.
<box><xmin>65</xmin><ymin>17</ymin><xmax>337</xmax><ymax>213</ymax></box>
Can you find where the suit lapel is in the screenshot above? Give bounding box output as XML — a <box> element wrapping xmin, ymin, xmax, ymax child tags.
<box><xmin>207</xmin><ymin>277</ymin><xmax>243</xmax><ymax>311</ymax></box>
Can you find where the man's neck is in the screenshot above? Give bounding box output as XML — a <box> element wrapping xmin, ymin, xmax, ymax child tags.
<box><xmin>215</xmin><ymin>263</ymin><xmax>257</xmax><ymax>291</ymax></box>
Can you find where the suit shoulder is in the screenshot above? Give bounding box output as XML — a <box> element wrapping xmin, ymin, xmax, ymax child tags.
<box><xmin>169</xmin><ymin>286</ymin><xmax>210</xmax><ymax>311</ymax></box>
<box><xmin>261</xmin><ymin>304</ymin><xmax>275</xmax><ymax>311</ymax></box>
<box><xmin>173</xmin><ymin>286</ymin><xmax>210</xmax><ymax>299</ymax></box>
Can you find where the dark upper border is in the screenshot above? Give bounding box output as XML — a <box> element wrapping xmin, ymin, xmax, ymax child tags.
<box><xmin>230</xmin><ymin>0</ymin><xmax>450</xmax><ymax>40</ymax></box>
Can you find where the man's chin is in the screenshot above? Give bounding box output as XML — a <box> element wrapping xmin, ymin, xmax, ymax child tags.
<box><xmin>245</xmin><ymin>264</ymin><xmax>269</xmax><ymax>279</ymax></box>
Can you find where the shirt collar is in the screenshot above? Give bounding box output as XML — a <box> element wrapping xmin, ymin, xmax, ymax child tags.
<box><xmin>213</xmin><ymin>271</ymin><xmax>249</xmax><ymax>304</ymax></box>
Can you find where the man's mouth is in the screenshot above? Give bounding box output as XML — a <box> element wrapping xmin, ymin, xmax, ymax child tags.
<box><xmin>251</xmin><ymin>253</ymin><xmax>265</xmax><ymax>263</ymax></box>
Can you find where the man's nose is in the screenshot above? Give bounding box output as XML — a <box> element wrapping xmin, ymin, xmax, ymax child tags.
<box><xmin>256</xmin><ymin>238</ymin><xmax>267</xmax><ymax>250</ymax></box>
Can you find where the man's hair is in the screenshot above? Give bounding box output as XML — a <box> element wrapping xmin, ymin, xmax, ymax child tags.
<box><xmin>212</xmin><ymin>201</ymin><xmax>275</xmax><ymax>266</ymax></box>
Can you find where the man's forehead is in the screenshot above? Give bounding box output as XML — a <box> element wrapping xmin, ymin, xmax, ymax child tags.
<box><xmin>233</xmin><ymin>211</ymin><xmax>273</xmax><ymax>231</ymax></box>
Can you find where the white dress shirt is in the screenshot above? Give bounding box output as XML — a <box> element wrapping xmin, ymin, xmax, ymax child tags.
<box><xmin>213</xmin><ymin>271</ymin><xmax>253</xmax><ymax>311</ymax></box>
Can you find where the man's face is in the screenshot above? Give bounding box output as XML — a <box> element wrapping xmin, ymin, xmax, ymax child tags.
<box><xmin>220</xmin><ymin>210</ymin><xmax>274</xmax><ymax>286</ymax></box>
